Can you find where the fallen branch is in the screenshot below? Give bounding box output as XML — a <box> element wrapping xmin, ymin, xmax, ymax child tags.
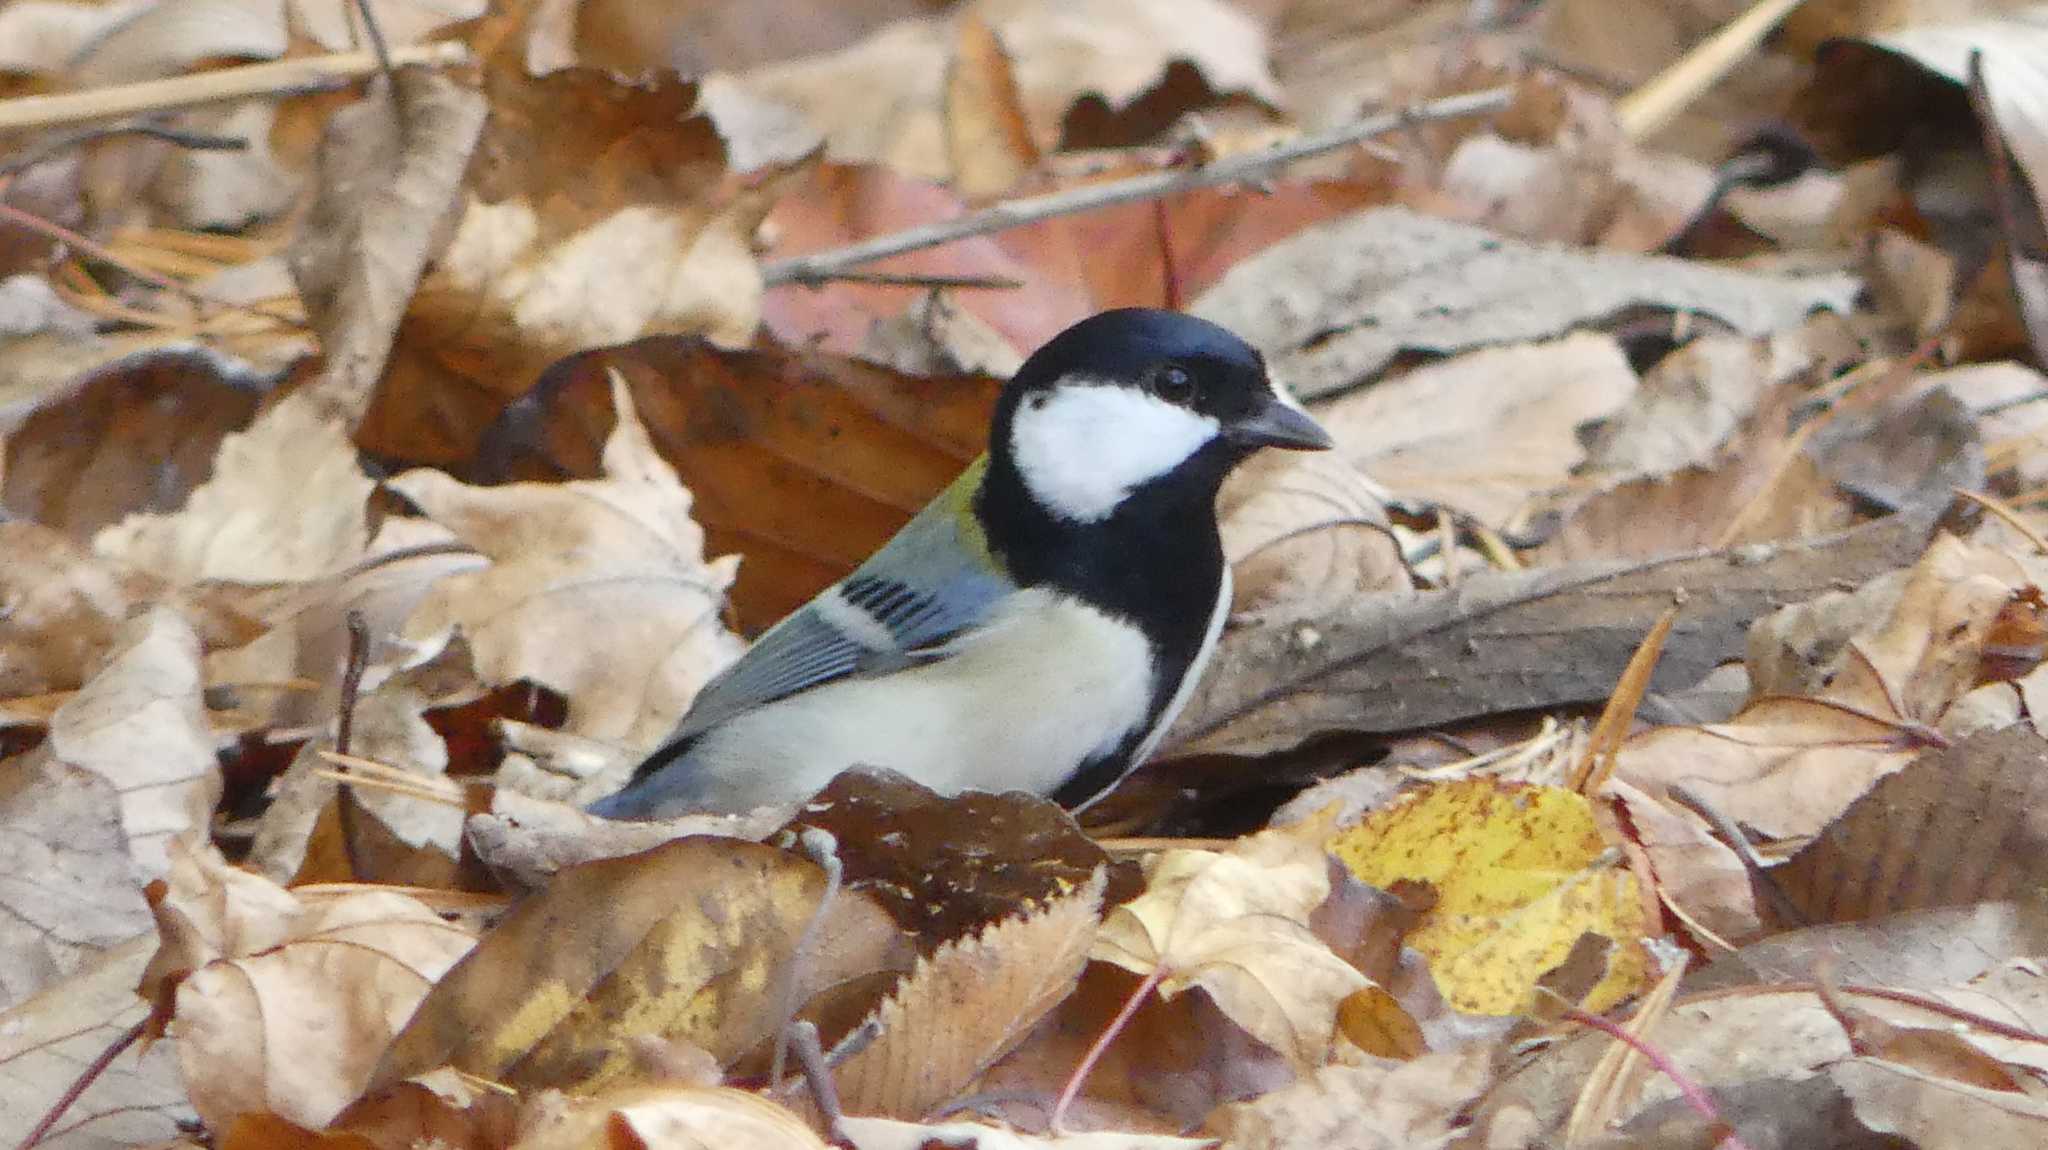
<box><xmin>760</xmin><ymin>86</ymin><xmax>1512</xmax><ymax>287</ymax></box>
<box><xmin>0</xmin><ymin>41</ymin><xmax>470</xmax><ymax>134</ymax></box>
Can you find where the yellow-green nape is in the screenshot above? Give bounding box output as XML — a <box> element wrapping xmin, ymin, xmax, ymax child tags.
<box><xmin>945</xmin><ymin>455</ymin><xmax>996</xmax><ymax>566</ymax></box>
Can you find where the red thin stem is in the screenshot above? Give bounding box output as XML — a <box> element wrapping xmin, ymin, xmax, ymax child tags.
<box><xmin>1050</xmin><ymin>965</ymin><xmax>1163</xmax><ymax>1133</ymax></box>
<box><xmin>14</xmin><ymin>1018</ymin><xmax>145</xmax><ymax>1150</ymax></box>
<box><xmin>1561</xmin><ymin>1005</ymin><xmax>1753</xmax><ymax>1150</ymax></box>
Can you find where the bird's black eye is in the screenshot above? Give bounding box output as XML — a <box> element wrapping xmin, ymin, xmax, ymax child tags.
<box><xmin>1148</xmin><ymin>363</ymin><xmax>1197</xmax><ymax>404</ymax></box>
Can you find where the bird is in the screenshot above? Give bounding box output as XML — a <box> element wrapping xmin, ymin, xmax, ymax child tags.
<box><xmin>588</xmin><ymin>308</ymin><xmax>1333</xmax><ymax>819</ymax></box>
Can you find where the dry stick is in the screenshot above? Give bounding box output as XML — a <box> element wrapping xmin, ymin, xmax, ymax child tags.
<box><xmin>0</xmin><ymin>122</ymin><xmax>245</xmax><ymax>177</ymax></box>
<box><xmin>1953</xmin><ymin>487</ymin><xmax>2048</xmax><ymax>555</ymax></box>
<box><xmin>1616</xmin><ymin>0</ymin><xmax>1811</xmax><ymax>141</ymax></box>
<box><xmin>821</xmin><ymin>269</ymin><xmax>1025</xmax><ymax>290</ymax></box>
<box><xmin>0</xmin><ymin>41</ymin><xmax>469</xmax><ymax>133</ymax></box>
<box><xmin>0</xmin><ymin>198</ymin><xmax>216</xmax><ymax>308</ymax></box>
<box><xmin>1666</xmin><ymin>782</ymin><xmax>1809</xmax><ymax>928</ymax></box>
<box><xmin>1570</xmin><ymin>602</ymin><xmax>1680</xmax><ymax>794</ymax></box>
<box><xmin>333</xmin><ymin>610</ymin><xmax>372</xmax><ymax>881</ymax></box>
<box><xmin>1152</xmin><ymin>198</ymin><xmax>1181</xmax><ymax>311</ymax></box>
<box><xmin>760</xmin><ymin>86</ymin><xmax>1512</xmax><ymax>287</ymax></box>
<box><xmin>13</xmin><ymin>1019</ymin><xmax>146</xmax><ymax>1150</ymax></box>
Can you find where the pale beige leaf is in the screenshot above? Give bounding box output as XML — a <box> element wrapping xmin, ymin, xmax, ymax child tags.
<box><xmin>1091</xmin><ymin>826</ymin><xmax>1367</xmax><ymax>1067</ymax></box>
<box><xmin>1206</xmin><ymin>1047</ymin><xmax>1493</xmax><ymax>1150</ymax></box>
<box><xmin>392</xmin><ymin>373</ymin><xmax>744</xmax><ymax>745</ymax></box>
<box><xmin>1831</xmin><ymin>1057</ymin><xmax>2048</xmax><ymax>1147</ymax></box>
<box><xmin>0</xmin><ymin>0</ymin><xmax>149</xmax><ymax>75</ymax></box>
<box><xmin>44</xmin><ymin>609</ymin><xmax>219</xmax><ymax>877</ymax></box>
<box><xmin>835</xmin><ymin>871</ymin><xmax>1106</xmax><ymax>1120</ymax></box>
<box><xmin>1315</xmin><ymin>332</ymin><xmax>1639</xmax><ymax>527</ymax></box>
<box><xmin>68</xmin><ymin>0</ymin><xmax>287</xmax><ymax>85</ymax></box>
<box><xmin>149</xmin><ymin>100</ymin><xmax>298</xmax><ymax>232</ymax></box>
<box><xmin>0</xmin><ymin>520</ymin><xmax>164</xmax><ymax>699</ymax></box>
<box><xmin>0</xmin><ymin>761</ymin><xmax>151</xmax><ymax>1006</ymax></box>
<box><xmin>0</xmin><ymin>935</ymin><xmax>192</xmax><ymax>1148</ymax></box>
<box><xmin>1218</xmin><ymin>451</ymin><xmax>1407</xmax><ymax>620</ymax></box>
<box><xmin>1192</xmin><ymin>207</ymin><xmax>1860</xmax><ymax>399</ymax></box>
<box><xmin>287</xmin><ymin>0</ymin><xmax>485</xmax><ymax>50</ymax></box>
<box><xmin>93</xmin><ymin>393</ymin><xmax>375</xmax><ymax>584</ymax></box>
<box><xmin>161</xmin><ymin>851</ymin><xmax>477</xmax><ymax>1133</ymax></box>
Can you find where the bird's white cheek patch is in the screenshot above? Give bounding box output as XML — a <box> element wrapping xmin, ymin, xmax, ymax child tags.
<box><xmin>1010</xmin><ymin>382</ymin><xmax>1220</xmax><ymax>522</ymax></box>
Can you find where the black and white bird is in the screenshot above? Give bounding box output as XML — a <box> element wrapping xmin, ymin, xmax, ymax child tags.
<box><xmin>589</xmin><ymin>308</ymin><xmax>1332</xmax><ymax>819</ymax></box>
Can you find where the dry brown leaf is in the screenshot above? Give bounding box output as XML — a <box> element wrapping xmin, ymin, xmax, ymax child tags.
<box><xmin>0</xmin><ymin>345</ymin><xmax>272</xmax><ymax>542</ymax></box>
<box><xmin>0</xmin><ymin>934</ymin><xmax>192</xmax><ymax>1147</ymax></box>
<box><xmin>289</xmin><ymin>0</ymin><xmax>486</xmax><ymax>50</ymax></box>
<box><xmin>1192</xmin><ymin>207</ymin><xmax>1860</xmax><ymax>398</ymax></box>
<box><xmin>1317</xmin><ymin>332</ymin><xmax>1639</xmax><ymax>527</ymax></box>
<box><xmin>0</xmin><ymin>760</ymin><xmax>152</xmax><ymax>1005</ymax></box>
<box><xmin>1090</xmin><ymin>825</ymin><xmax>1367</xmax><ymax>1068</ymax></box>
<box><xmin>369</xmin><ymin>836</ymin><xmax>909</xmax><ymax>1095</ymax></box>
<box><xmin>1616</xmin><ymin>536</ymin><xmax>2042</xmax><ymax>868</ymax></box>
<box><xmin>831</xmin><ymin>870</ymin><xmax>1106</xmax><ymax>1120</ymax></box>
<box><xmin>508</xmin><ymin>1084</ymin><xmax>831</xmax><ymax>1150</ymax></box>
<box><xmin>66</xmin><ymin>0</ymin><xmax>287</xmax><ymax>85</ymax></box>
<box><xmin>287</xmin><ymin>66</ymin><xmax>488</xmax><ymax>424</ymax></box>
<box><xmin>1169</xmin><ymin>507</ymin><xmax>1939</xmax><ymax>759</ymax></box>
<box><xmin>840</xmin><ymin>1117</ymin><xmax>1214</xmax><ymax>1149</ymax></box>
<box><xmin>0</xmin><ymin>0</ymin><xmax>149</xmax><ymax>74</ymax></box>
<box><xmin>0</xmin><ymin>520</ymin><xmax>237</xmax><ymax>700</ymax></box>
<box><xmin>719</xmin><ymin>0</ymin><xmax>1279</xmax><ymax>179</ymax></box>
<box><xmin>945</xmin><ymin>15</ymin><xmax>1040</xmax><ymax>201</ymax></box>
<box><xmin>391</xmin><ymin>372</ymin><xmax>744</xmax><ymax>747</ymax></box>
<box><xmin>93</xmin><ymin>392</ymin><xmax>375</xmax><ymax>585</ymax></box>
<box><xmin>1773</xmin><ymin>724</ymin><xmax>2048</xmax><ymax>927</ymax></box>
<box><xmin>1698</xmin><ymin>902</ymin><xmax>2048</xmax><ymax>993</ymax></box>
<box><xmin>1204</xmin><ymin>1046</ymin><xmax>1493</xmax><ymax>1150</ymax></box>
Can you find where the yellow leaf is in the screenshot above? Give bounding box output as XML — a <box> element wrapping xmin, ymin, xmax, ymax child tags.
<box><xmin>1328</xmin><ymin>780</ymin><xmax>1649</xmax><ymax>1015</ymax></box>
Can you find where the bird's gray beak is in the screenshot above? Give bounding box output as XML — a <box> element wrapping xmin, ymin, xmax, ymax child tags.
<box><xmin>1228</xmin><ymin>392</ymin><xmax>1334</xmax><ymax>451</ymax></box>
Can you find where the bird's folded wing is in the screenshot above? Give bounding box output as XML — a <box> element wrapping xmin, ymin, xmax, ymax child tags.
<box><xmin>665</xmin><ymin>462</ymin><xmax>1013</xmax><ymax>742</ymax></box>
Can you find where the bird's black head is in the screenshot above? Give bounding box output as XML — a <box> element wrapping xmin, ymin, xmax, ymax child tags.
<box><xmin>990</xmin><ymin>308</ymin><xmax>1332</xmax><ymax>524</ymax></box>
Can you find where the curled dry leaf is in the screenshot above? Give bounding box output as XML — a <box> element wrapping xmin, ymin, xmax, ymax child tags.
<box><xmin>509</xmin><ymin>1083</ymin><xmax>830</xmax><ymax>1150</ymax></box>
<box><xmin>391</xmin><ymin>372</ymin><xmax>745</xmax><ymax>746</ymax></box>
<box><xmin>287</xmin><ymin>66</ymin><xmax>488</xmax><ymax>424</ymax></box>
<box><xmin>1204</xmin><ymin>1046</ymin><xmax>1493</xmax><ymax>1150</ymax></box>
<box><xmin>368</xmin><ymin>836</ymin><xmax>910</xmax><ymax>1095</ymax></box>
<box><xmin>1090</xmin><ymin>824</ymin><xmax>1367</xmax><ymax>1067</ymax></box>
<box><xmin>142</xmin><ymin>840</ymin><xmax>478</xmax><ymax>1134</ymax></box>
<box><xmin>93</xmin><ymin>392</ymin><xmax>375</xmax><ymax>586</ymax></box>
<box><xmin>364</xmin><ymin>64</ymin><xmax>783</xmax><ymax>467</ymax></box>
<box><xmin>829</xmin><ymin>870</ymin><xmax>1107</xmax><ymax>1121</ymax></box>
<box><xmin>1329</xmin><ymin>780</ymin><xmax>1651</xmax><ymax>1015</ymax></box>
<box><xmin>1192</xmin><ymin>207</ymin><xmax>1861</xmax><ymax>398</ymax></box>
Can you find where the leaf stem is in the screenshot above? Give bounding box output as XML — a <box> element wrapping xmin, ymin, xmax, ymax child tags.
<box><xmin>1050</xmin><ymin>965</ymin><xmax>1163</xmax><ymax>1134</ymax></box>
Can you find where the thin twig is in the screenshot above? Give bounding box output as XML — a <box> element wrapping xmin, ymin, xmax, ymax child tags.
<box><xmin>1050</xmin><ymin>965</ymin><xmax>1164</xmax><ymax>1134</ymax></box>
<box><xmin>14</xmin><ymin>1019</ymin><xmax>145</xmax><ymax>1150</ymax></box>
<box><xmin>1667</xmin><ymin>782</ymin><xmax>1808</xmax><ymax>928</ymax></box>
<box><xmin>333</xmin><ymin>610</ymin><xmax>371</xmax><ymax>881</ymax></box>
<box><xmin>1152</xmin><ymin>198</ymin><xmax>1181</xmax><ymax>310</ymax></box>
<box><xmin>1953</xmin><ymin>487</ymin><xmax>2048</xmax><ymax>555</ymax></box>
<box><xmin>794</xmin><ymin>269</ymin><xmax>1025</xmax><ymax>290</ymax></box>
<box><xmin>349</xmin><ymin>0</ymin><xmax>396</xmax><ymax>84</ymax></box>
<box><xmin>0</xmin><ymin>198</ymin><xmax>208</xmax><ymax>305</ymax></box>
<box><xmin>1553</xmin><ymin>1001</ymin><xmax>1754</xmax><ymax>1150</ymax></box>
<box><xmin>0</xmin><ymin>122</ymin><xmax>245</xmax><ymax>178</ymax></box>
<box><xmin>787</xmin><ymin>1019</ymin><xmax>848</xmax><ymax>1144</ymax></box>
<box><xmin>0</xmin><ymin>41</ymin><xmax>469</xmax><ymax>133</ymax></box>
<box><xmin>760</xmin><ymin>86</ymin><xmax>1512</xmax><ymax>286</ymax></box>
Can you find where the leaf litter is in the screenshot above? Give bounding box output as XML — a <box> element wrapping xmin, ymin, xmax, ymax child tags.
<box><xmin>9</xmin><ymin>2</ymin><xmax>2048</xmax><ymax>1148</ymax></box>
